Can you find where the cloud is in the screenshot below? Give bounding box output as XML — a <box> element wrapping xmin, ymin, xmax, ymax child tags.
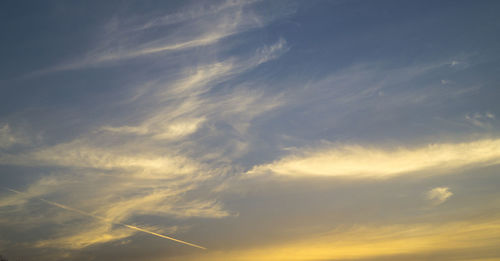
<box><xmin>0</xmin><ymin>124</ymin><xmax>29</xmax><ymax>149</ymax></box>
<box><xmin>0</xmin><ymin>124</ymin><xmax>17</xmax><ymax>149</ymax></box>
<box><xmin>33</xmin><ymin>0</ymin><xmax>290</xmax><ymax>74</ymax></box>
<box><xmin>0</xmin><ymin>176</ymin><xmax>66</xmax><ymax>208</ymax></box>
<box><xmin>132</xmin><ymin>0</ymin><xmax>261</xmax><ymax>30</ymax></box>
<box><xmin>4</xmin><ymin>2</ymin><xmax>496</xmax><ymax>259</ymax></box>
<box><xmin>248</xmin><ymin>139</ymin><xmax>500</xmax><ymax>178</ymax></box>
<box><xmin>268</xmin><ymin>58</ymin><xmax>477</xmax><ymax>129</ymax></box>
<box><xmin>98</xmin><ymin>38</ymin><xmax>287</xmax><ymax>143</ymax></box>
<box><xmin>0</xmin><ymin>122</ymin><xmax>233</xmax><ymax>250</ymax></box>
<box><xmin>0</xmin><ymin>33</ymin><xmax>288</xmax><ymax>253</ymax></box>
<box><xmin>465</xmin><ymin>112</ymin><xmax>496</xmax><ymax>128</ymax></box>
<box><xmin>441</xmin><ymin>79</ymin><xmax>451</xmax><ymax>85</ymax></box>
<box><xmin>426</xmin><ymin>187</ymin><xmax>453</xmax><ymax>205</ymax></box>
<box><xmin>4</xmin><ymin>188</ymin><xmax>206</xmax><ymax>250</ymax></box>
<box><xmin>0</xmin><ymin>167</ymin><xmax>229</xmax><ymax>250</ymax></box>
<box><xmin>255</xmin><ymin>37</ymin><xmax>289</xmax><ymax>65</ymax></box>
<box><xmin>34</xmin><ymin>221</ymin><xmax>135</xmax><ymax>250</ymax></box>
<box><xmin>0</xmin><ymin>139</ymin><xmax>200</xmax><ymax>178</ymax></box>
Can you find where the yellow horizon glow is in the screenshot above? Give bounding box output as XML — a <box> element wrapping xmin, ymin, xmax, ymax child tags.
<box><xmin>168</xmin><ymin>218</ymin><xmax>500</xmax><ymax>261</ymax></box>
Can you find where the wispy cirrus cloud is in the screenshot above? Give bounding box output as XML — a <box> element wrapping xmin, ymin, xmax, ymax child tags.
<box><xmin>2</xmin><ymin>1</ymin><xmax>500</xmax><ymax>260</ymax></box>
<box><xmin>130</xmin><ymin>0</ymin><xmax>262</xmax><ymax>30</ymax></box>
<box><xmin>33</xmin><ymin>0</ymin><xmax>291</xmax><ymax>74</ymax></box>
<box><xmin>5</xmin><ymin>187</ymin><xmax>207</xmax><ymax>250</ymax></box>
<box><xmin>248</xmin><ymin>139</ymin><xmax>500</xmax><ymax>178</ymax></box>
<box><xmin>465</xmin><ymin>112</ymin><xmax>496</xmax><ymax>129</ymax></box>
<box><xmin>98</xmin><ymin>38</ymin><xmax>287</xmax><ymax>143</ymax></box>
<box><xmin>0</xmin><ymin>27</ymin><xmax>287</xmax><ymax>255</ymax></box>
<box><xmin>0</xmin><ymin>124</ymin><xmax>31</xmax><ymax>149</ymax></box>
<box><xmin>1</xmin><ymin>167</ymin><xmax>228</xmax><ymax>250</ymax></box>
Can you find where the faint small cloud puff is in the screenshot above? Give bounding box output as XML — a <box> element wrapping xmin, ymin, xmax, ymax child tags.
<box><xmin>465</xmin><ymin>112</ymin><xmax>496</xmax><ymax>128</ymax></box>
<box><xmin>441</xmin><ymin>79</ymin><xmax>451</xmax><ymax>85</ymax></box>
<box><xmin>448</xmin><ymin>60</ymin><xmax>469</xmax><ymax>69</ymax></box>
<box><xmin>427</xmin><ymin>187</ymin><xmax>453</xmax><ymax>206</ymax></box>
<box><xmin>0</xmin><ymin>124</ymin><xmax>30</xmax><ymax>149</ymax></box>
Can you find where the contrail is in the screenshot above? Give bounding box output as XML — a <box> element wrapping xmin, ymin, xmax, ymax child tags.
<box><xmin>3</xmin><ymin>187</ymin><xmax>207</xmax><ymax>250</ymax></box>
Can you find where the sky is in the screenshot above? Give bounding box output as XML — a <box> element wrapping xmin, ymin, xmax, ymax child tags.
<box><xmin>1</xmin><ymin>0</ymin><xmax>500</xmax><ymax>260</ymax></box>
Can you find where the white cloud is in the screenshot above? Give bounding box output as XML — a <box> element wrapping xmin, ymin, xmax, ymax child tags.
<box><xmin>465</xmin><ymin>112</ymin><xmax>496</xmax><ymax>128</ymax></box>
<box><xmin>441</xmin><ymin>79</ymin><xmax>451</xmax><ymax>85</ymax></box>
<box><xmin>426</xmin><ymin>187</ymin><xmax>453</xmax><ymax>205</ymax></box>
<box><xmin>132</xmin><ymin>0</ymin><xmax>261</xmax><ymax>30</ymax></box>
<box><xmin>0</xmin><ymin>34</ymin><xmax>289</xmax><ymax>252</ymax></box>
<box><xmin>33</xmin><ymin>0</ymin><xmax>286</xmax><ymax>74</ymax></box>
<box><xmin>256</xmin><ymin>38</ymin><xmax>289</xmax><ymax>65</ymax></box>
<box><xmin>99</xmin><ymin>38</ymin><xmax>287</xmax><ymax>142</ymax></box>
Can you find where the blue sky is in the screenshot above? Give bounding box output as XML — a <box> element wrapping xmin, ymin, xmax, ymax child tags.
<box><xmin>1</xmin><ymin>1</ymin><xmax>500</xmax><ymax>260</ymax></box>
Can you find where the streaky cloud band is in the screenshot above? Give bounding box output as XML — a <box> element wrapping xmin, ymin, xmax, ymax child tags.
<box><xmin>3</xmin><ymin>187</ymin><xmax>207</xmax><ymax>250</ymax></box>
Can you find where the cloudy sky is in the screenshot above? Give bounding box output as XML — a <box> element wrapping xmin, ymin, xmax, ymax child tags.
<box><xmin>1</xmin><ymin>1</ymin><xmax>500</xmax><ymax>260</ymax></box>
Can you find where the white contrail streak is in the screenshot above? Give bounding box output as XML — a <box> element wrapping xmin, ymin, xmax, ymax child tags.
<box><xmin>3</xmin><ymin>187</ymin><xmax>207</xmax><ymax>250</ymax></box>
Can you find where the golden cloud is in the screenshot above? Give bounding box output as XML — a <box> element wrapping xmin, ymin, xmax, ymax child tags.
<box><xmin>248</xmin><ymin>139</ymin><xmax>500</xmax><ymax>178</ymax></box>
